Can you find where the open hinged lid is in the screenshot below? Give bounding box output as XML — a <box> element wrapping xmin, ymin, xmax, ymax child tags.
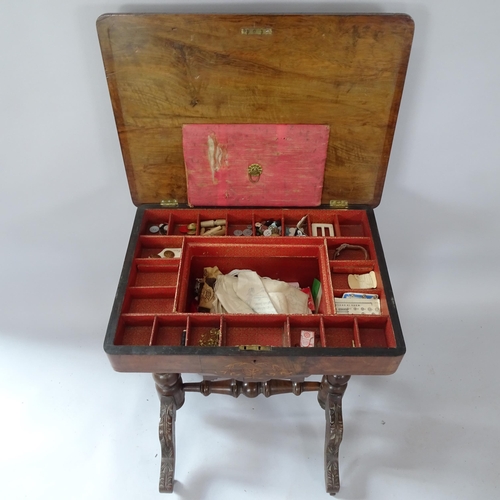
<box><xmin>97</xmin><ymin>14</ymin><xmax>413</xmax><ymax>207</ymax></box>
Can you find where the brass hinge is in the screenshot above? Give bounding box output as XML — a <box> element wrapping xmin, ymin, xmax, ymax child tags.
<box><xmin>160</xmin><ymin>199</ymin><xmax>178</xmax><ymax>207</ymax></box>
<box><xmin>238</xmin><ymin>345</ymin><xmax>272</xmax><ymax>351</ymax></box>
<box><xmin>329</xmin><ymin>200</ymin><xmax>349</xmax><ymax>209</ymax></box>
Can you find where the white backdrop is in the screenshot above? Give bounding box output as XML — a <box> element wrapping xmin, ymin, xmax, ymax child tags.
<box><xmin>1</xmin><ymin>2</ymin><xmax>499</xmax><ymax>499</ymax></box>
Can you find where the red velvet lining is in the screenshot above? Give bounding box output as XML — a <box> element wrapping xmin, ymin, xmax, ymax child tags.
<box><xmin>115</xmin><ymin>313</ymin><xmax>395</xmax><ymax>348</ymax></box>
<box><xmin>134</xmin><ymin>268</ymin><xmax>179</xmax><ymax>287</ymax></box>
<box><xmin>155</xmin><ymin>321</ymin><xmax>185</xmax><ymax>346</ymax></box>
<box><xmin>224</xmin><ymin>316</ymin><xmax>287</xmax><ymax>347</ymax></box>
<box><xmin>114</xmin><ymin>208</ymin><xmax>397</xmax><ymax>349</ymax></box>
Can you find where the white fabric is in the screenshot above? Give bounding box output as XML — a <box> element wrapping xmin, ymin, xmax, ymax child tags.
<box><xmin>213</xmin><ymin>270</ymin><xmax>310</xmax><ymax>314</ymax></box>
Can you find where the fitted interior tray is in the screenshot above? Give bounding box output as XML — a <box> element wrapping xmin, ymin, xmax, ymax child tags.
<box><xmin>104</xmin><ymin>207</ymin><xmax>405</xmax><ymax>376</ymax></box>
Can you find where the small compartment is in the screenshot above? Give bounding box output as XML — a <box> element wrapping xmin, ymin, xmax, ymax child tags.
<box><xmin>334</xmin><ymin>288</ymin><xmax>384</xmax><ymax>316</ymax></box>
<box><xmin>143</xmin><ymin>218</ymin><xmax>171</xmax><ymax>236</ymax></box>
<box><xmin>323</xmin><ymin>317</ymin><xmax>356</xmax><ymax>348</ymax></box>
<box><xmin>137</xmin><ymin>235</ymin><xmax>184</xmax><ymax>259</ymax></box>
<box><xmin>140</xmin><ymin>208</ymin><xmax>172</xmax><ymax>235</ymax></box>
<box><xmin>177</xmin><ymin>240</ymin><xmax>334</xmax><ymax>314</ymax></box>
<box><xmin>330</xmin><ymin>261</ymin><xmax>376</xmax><ymax>289</ymax></box>
<box><xmin>153</xmin><ymin>315</ymin><xmax>188</xmax><ymax>346</ymax></box>
<box><xmin>198</xmin><ymin>210</ymin><xmax>228</xmax><ymax>236</ymax></box>
<box><xmin>134</xmin><ymin>263</ymin><xmax>180</xmax><ymax>287</ymax></box>
<box><xmin>115</xmin><ymin>316</ymin><xmax>154</xmax><ymax>346</ymax></box>
<box><xmin>288</xmin><ymin>316</ymin><xmax>323</xmax><ymax>348</ymax></box>
<box><xmin>123</xmin><ymin>287</ymin><xmax>176</xmax><ymax>314</ymax></box>
<box><xmin>224</xmin><ymin>315</ymin><xmax>287</xmax><ymax>347</ymax></box>
<box><xmin>283</xmin><ymin>211</ymin><xmax>309</xmax><ymax>237</ymax></box>
<box><xmin>226</xmin><ymin>211</ymin><xmax>253</xmax><ymax>237</ymax></box>
<box><xmin>308</xmin><ymin>212</ymin><xmax>337</xmax><ymax>237</ymax></box>
<box><xmin>170</xmin><ymin>212</ymin><xmax>198</xmax><ymax>235</ymax></box>
<box><xmin>337</xmin><ymin>211</ymin><xmax>369</xmax><ymax>237</ymax></box>
<box><xmin>328</xmin><ymin>239</ymin><xmax>372</xmax><ymax>260</ymax></box>
<box><xmin>187</xmin><ymin>315</ymin><xmax>222</xmax><ymax>347</ymax></box>
<box><xmin>357</xmin><ymin>316</ymin><xmax>395</xmax><ymax>348</ymax></box>
<box><xmin>253</xmin><ymin>210</ymin><xmax>283</xmax><ymax>237</ymax></box>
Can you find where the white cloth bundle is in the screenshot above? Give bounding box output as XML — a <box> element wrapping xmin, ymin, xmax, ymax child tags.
<box><xmin>213</xmin><ymin>270</ymin><xmax>310</xmax><ymax>315</ymax></box>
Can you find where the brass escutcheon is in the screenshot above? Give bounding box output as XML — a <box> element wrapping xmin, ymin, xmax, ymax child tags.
<box><xmin>248</xmin><ymin>163</ymin><xmax>263</xmax><ymax>182</ymax></box>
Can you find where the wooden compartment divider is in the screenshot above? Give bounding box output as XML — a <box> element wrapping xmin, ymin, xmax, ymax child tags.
<box><xmin>353</xmin><ymin>318</ymin><xmax>361</xmax><ymax>348</ymax></box>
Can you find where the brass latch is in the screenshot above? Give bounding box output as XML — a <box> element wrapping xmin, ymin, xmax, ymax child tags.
<box><xmin>238</xmin><ymin>345</ymin><xmax>272</xmax><ymax>351</ymax></box>
<box><xmin>241</xmin><ymin>27</ymin><xmax>273</xmax><ymax>36</ymax></box>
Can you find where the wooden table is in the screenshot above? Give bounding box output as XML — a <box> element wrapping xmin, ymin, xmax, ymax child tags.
<box><xmin>104</xmin><ymin>207</ymin><xmax>405</xmax><ymax>495</ymax></box>
<box><xmin>97</xmin><ymin>13</ymin><xmax>413</xmax><ymax>494</ymax></box>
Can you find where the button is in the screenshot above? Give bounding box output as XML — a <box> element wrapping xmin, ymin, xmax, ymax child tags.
<box><xmin>243</xmin><ymin>228</ymin><xmax>253</xmax><ymax>236</ymax></box>
<box><xmin>149</xmin><ymin>225</ymin><xmax>160</xmax><ymax>234</ymax></box>
<box><xmin>233</xmin><ymin>229</ymin><xmax>243</xmax><ymax>236</ymax></box>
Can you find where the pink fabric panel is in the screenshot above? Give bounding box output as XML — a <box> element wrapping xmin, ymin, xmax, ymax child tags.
<box><xmin>183</xmin><ymin>124</ymin><xmax>329</xmax><ymax>207</ymax></box>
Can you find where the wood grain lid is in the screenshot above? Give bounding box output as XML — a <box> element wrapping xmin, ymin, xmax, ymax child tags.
<box><xmin>97</xmin><ymin>14</ymin><xmax>414</xmax><ymax>207</ymax></box>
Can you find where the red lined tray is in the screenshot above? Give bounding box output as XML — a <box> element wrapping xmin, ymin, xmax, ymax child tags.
<box><xmin>113</xmin><ymin>208</ymin><xmax>396</xmax><ymax>350</ymax></box>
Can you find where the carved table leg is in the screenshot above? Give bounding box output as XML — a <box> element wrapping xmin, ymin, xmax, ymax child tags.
<box><xmin>158</xmin><ymin>395</ymin><xmax>176</xmax><ymax>493</ymax></box>
<box><xmin>153</xmin><ymin>374</ymin><xmax>185</xmax><ymax>493</ymax></box>
<box><xmin>319</xmin><ymin>375</ymin><xmax>351</xmax><ymax>496</ymax></box>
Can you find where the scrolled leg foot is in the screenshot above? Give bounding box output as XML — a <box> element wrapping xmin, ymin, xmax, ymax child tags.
<box><xmin>153</xmin><ymin>373</ymin><xmax>184</xmax><ymax>493</ymax></box>
<box><xmin>322</xmin><ymin>375</ymin><xmax>350</xmax><ymax>495</ymax></box>
<box><xmin>159</xmin><ymin>396</ymin><xmax>176</xmax><ymax>493</ymax></box>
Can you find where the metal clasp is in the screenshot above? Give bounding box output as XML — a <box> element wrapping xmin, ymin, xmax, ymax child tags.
<box><xmin>241</xmin><ymin>27</ymin><xmax>273</xmax><ymax>36</ymax></box>
<box><xmin>238</xmin><ymin>344</ymin><xmax>272</xmax><ymax>351</ymax></box>
<box><xmin>248</xmin><ymin>163</ymin><xmax>263</xmax><ymax>183</ymax></box>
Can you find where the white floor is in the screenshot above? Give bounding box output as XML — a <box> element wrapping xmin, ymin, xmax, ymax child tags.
<box><xmin>1</xmin><ymin>1</ymin><xmax>500</xmax><ymax>499</ymax></box>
